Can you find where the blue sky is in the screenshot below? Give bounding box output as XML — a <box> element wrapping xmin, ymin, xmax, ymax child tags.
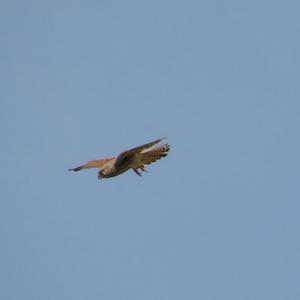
<box><xmin>1</xmin><ymin>0</ymin><xmax>300</xmax><ymax>299</ymax></box>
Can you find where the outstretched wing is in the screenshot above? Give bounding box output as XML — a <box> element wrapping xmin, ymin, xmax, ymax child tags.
<box><xmin>114</xmin><ymin>137</ymin><xmax>166</xmax><ymax>169</ymax></box>
<box><xmin>68</xmin><ymin>158</ymin><xmax>113</xmax><ymax>171</ymax></box>
<box><xmin>139</xmin><ymin>143</ymin><xmax>170</xmax><ymax>166</ymax></box>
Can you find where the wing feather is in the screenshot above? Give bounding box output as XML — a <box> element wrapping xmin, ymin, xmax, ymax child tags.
<box><xmin>68</xmin><ymin>158</ymin><xmax>113</xmax><ymax>171</ymax></box>
<box><xmin>115</xmin><ymin>137</ymin><xmax>166</xmax><ymax>168</ymax></box>
<box><xmin>138</xmin><ymin>143</ymin><xmax>170</xmax><ymax>166</ymax></box>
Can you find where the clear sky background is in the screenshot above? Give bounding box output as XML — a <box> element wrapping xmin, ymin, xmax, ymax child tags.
<box><xmin>1</xmin><ymin>0</ymin><xmax>300</xmax><ymax>299</ymax></box>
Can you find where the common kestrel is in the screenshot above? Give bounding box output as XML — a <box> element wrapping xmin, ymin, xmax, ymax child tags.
<box><xmin>68</xmin><ymin>138</ymin><xmax>170</xmax><ymax>179</ymax></box>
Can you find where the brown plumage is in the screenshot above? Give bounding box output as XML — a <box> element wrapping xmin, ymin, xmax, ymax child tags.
<box><xmin>68</xmin><ymin>138</ymin><xmax>170</xmax><ymax>179</ymax></box>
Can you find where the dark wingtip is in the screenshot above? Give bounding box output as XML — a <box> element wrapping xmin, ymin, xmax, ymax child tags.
<box><xmin>68</xmin><ymin>166</ymin><xmax>82</xmax><ymax>172</ymax></box>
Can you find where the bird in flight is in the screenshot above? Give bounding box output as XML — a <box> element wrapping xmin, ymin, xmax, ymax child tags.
<box><xmin>68</xmin><ymin>137</ymin><xmax>170</xmax><ymax>180</ymax></box>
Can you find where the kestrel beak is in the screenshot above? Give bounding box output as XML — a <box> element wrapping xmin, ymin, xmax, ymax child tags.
<box><xmin>97</xmin><ymin>171</ymin><xmax>103</xmax><ymax>180</ymax></box>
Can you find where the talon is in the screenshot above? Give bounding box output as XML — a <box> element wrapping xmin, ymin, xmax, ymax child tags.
<box><xmin>133</xmin><ymin>169</ymin><xmax>142</xmax><ymax>176</ymax></box>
